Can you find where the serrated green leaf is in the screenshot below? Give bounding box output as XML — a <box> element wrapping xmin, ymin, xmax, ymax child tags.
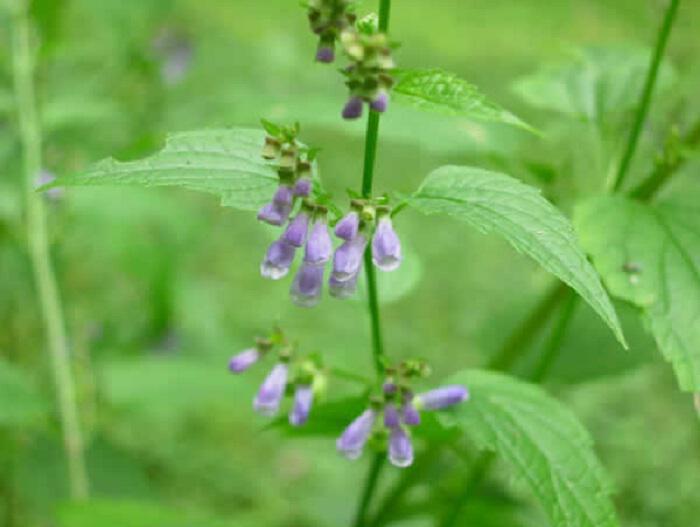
<box><xmin>575</xmin><ymin>195</ymin><xmax>700</xmax><ymax>391</ymax></box>
<box><xmin>408</xmin><ymin>166</ymin><xmax>626</xmax><ymax>347</ymax></box>
<box><xmin>513</xmin><ymin>46</ymin><xmax>676</xmax><ymax>121</ymax></box>
<box><xmin>441</xmin><ymin>370</ymin><xmax>618</xmax><ymax>527</ymax></box>
<box><xmin>47</xmin><ymin>128</ymin><xmax>282</xmax><ymax>211</ymax></box>
<box><xmin>392</xmin><ymin>68</ymin><xmax>535</xmax><ymax>132</ymax></box>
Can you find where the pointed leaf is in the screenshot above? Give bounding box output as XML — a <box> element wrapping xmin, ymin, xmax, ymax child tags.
<box><xmin>575</xmin><ymin>195</ymin><xmax>700</xmax><ymax>391</ymax></box>
<box><xmin>409</xmin><ymin>166</ymin><xmax>625</xmax><ymax>346</ymax></box>
<box><xmin>442</xmin><ymin>370</ymin><xmax>618</xmax><ymax>527</ymax></box>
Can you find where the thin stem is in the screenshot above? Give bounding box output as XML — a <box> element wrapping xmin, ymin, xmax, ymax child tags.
<box><xmin>11</xmin><ymin>4</ymin><xmax>89</xmax><ymax>500</ymax></box>
<box><xmin>353</xmin><ymin>453</ymin><xmax>385</xmax><ymax>527</ymax></box>
<box><xmin>530</xmin><ymin>290</ymin><xmax>578</xmax><ymax>383</ymax></box>
<box><xmin>365</xmin><ymin>252</ymin><xmax>386</xmax><ymax>375</ymax></box>
<box><xmin>611</xmin><ymin>0</ymin><xmax>681</xmax><ymax>192</ymax></box>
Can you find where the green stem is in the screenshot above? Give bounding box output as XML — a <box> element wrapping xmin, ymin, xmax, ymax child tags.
<box><xmin>611</xmin><ymin>0</ymin><xmax>681</xmax><ymax>192</ymax></box>
<box><xmin>11</xmin><ymin>3</ymin><xmax>89</xmax><ymax>501</ymax></box>
<box><xmin>530</xmin><ymin>290</ymin><xmax>578</xmax><ymax>383</ymax></box>
<box><xmin>353</xmin><ymin>453</ymin><xmax>385</xmax><ymax>527</ymax></box>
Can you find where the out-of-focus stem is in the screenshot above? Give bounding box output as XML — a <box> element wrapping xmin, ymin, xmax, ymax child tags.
<box><xmin>11</xmin><ymin>1</ymin><xmax>89</xmax><ymax>500</ymax></box>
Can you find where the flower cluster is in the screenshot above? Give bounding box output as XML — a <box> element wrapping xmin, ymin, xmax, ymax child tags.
<box><xmin>339</xmin><ymin>18</ymin><xmax>396</xmax><ymax>120</ymax></box>
<box><xmin>256</xmin><ymin>124</ymin><xmax>403</xmax><ymax>308</ymax></box>
<box><xmin>306</xmin><ymin>0</ymin><xmax>356</xmax><ymax>64</ymax></box>
<box><xmin>337</xmin><ymin>361</ymin><xmax>469</xmax><ymax>468</ymax></box>
<box><xmin>228</xmin><ymin>330</ymin><xmax>325</xmax><ymax>426</ymax></box>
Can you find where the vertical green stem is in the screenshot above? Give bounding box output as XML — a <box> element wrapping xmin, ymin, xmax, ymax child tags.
<box><xmin>353</xmin><ymin>453</ymin><xmax>385</xmax><ymax>527</ymax></box>
<box><xmin>612</xmin><ymin>0</ymin><xmax>681</xmax><ymax>192</ymax></box>
<box><xmin>530</xmin><ymin>290</ymin><xmax>578</xmax><ymax>383</ymax></box>
<box><xmin>11</xmin><ymin>2</ymin><xmax>89</xmax><ymax>500</ymax></box>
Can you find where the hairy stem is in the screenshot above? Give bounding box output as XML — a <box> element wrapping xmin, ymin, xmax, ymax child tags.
<box><xmin>611</xmin><ymin>0</ymin><xmax>681</xmax><ymax>192</ymax></box>
<box><xmin>11</xmin><ymin>3</ymin><xmax>89</xmax><ymax>500</ymax></box>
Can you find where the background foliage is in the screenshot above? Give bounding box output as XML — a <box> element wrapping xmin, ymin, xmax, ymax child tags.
<box><xmin>1</xmin><ymin>0</ymin><xmax>699</xmax><ymax>526</ymax></box>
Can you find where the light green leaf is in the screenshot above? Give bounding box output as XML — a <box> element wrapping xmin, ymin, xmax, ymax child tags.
<box><xmin>47</xmin><ymin>128</ymin><xmax>284</xmax><ymax>211</ymax></box>
<box><xmin>513</xmin><ymin>46</ymin><xmax>676</xmax><ymax>121</ymax></box>
<box><xmin>442</xmin><ymin>370</ymin><xmax>618</xmax><ymax>527</ymax></box>
<box><xmin>409</xmin><ymin>166</ymin><xmax>626</xmax><ymax>346</ymax></box>
<box><xmin>575</xmin><ymin>195</ymin><xmax>700</xmax><ymax>391</ymax></box>
<box><xmin>392</xmin><ymin>68</ymin><xmax>534</xmax><ymax>132</ymax></box>
<box><xmin>0</xmin><ymin>359</ymin><xmax>47</xmax><ymax>427</ymax></box>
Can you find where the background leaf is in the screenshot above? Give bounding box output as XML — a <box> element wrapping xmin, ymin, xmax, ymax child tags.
<box><xmin>408</xmin><ymin>165</ymin><xmax>626</xmax><ymax>346</ymax></box>
<box><xmin>442</xmin><ymin>369</ymin><xmax>618</xmax><ymax>527</ymax></box>
<box><xmin>47</xmin><ymin>128</ymin><xmax>284</xmax><ymax>211</ymax></box>
<box><xmin>0</xmin><ymin>359</ymin><xmax>47</xmax><ymax>427</ymax></box>
<box><xmin>392</xmin><ymin>68</ymin><xmax>534</xmax><ymax>132</ymax></box>
<box><xmin>575</xmin><ymin>195</ymin><xmax>700</xmax><ymax>391</ymax></box>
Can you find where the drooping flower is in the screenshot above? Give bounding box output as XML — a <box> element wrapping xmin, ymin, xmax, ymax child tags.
<box><xmin>415</xmin><ymin>385</ymin><xmax>469</xmax><ymax>411</ymax></box>
<box><xmin>384</xmin><ymin>403</ymin><xmax>400</xmax><ymax>428</ymax></box>
<box><xmin>332</xmin><ymin>233</ymin><xmax>367</xmax><ymax>282</ymax></box>
<box><xmin>289</xmin><ymin>384</ymin><xmax>314</xmax><ymax>426</ymax></box>
<box><xmin>370</xmin><ymin>90</ymin><xmax>389</xmax><ymax>113</ymax></box>
<box><xmin>283</xmin><ymin>210</ymin><xmax>311</xmax><ymax>247</ymax></box>
<box><xmin>334</xmin><ymin>211</ymin><xmax>359</xmax><ymax>241</ymax></box>
<box><xmin>315</xmin><ymin>44</ymin><xmax>335</xmax><ymax>63</ymax></box>
<box><xmin>304</xmin><ymin>218</ymin><xmax>333</xmax><ymax>265</ymax></box>
<box><xmin>342</xmin><ymin>96</ymin><xmax>364</xmax><ymax>120</ymax></box>
<box><xmin>257</xmin><ymin>185</ymin><xmax>294</xmax><ymax>226</ymax></box>
<box><xmin>337</xmin><ymin>409</ymin><xmax>376</xmax><ymax>460</ymax></box>
<box><xmin>329</xmin><ymin>270</ymin><xmax>359</xmax><ymax>299</ymax></box>
<box><xmin>388</xmin><ymin>426</ymin><xmax>414</xmax><ymax>468</ymax></box>
<box><xmin>401</xmin><ymin>401</ymin><xmax>421</xmax><ymax>426</ymax></box>
<box><xmin>253</xmin><ymin>363</ymin><xmax>289</xmax><ymax>417</ymax></box>
<box><xmin>372</xmin><ymin>216</ymin><xmax>402</xmax><ymax>271</ymax></box>
<box><xmin>261</xmin><ymin>239</ymin><xmax>296</xmax><ymax>280</ymax></box>
<box><xmin>290</xmin><ymin>262</ymin><xmax>324</xmax><ymax>308</ymax></box>
<box><xmin>228</xmin><ymin>348</ymin><xmax>260</xmax><ymax>373</ymax></box>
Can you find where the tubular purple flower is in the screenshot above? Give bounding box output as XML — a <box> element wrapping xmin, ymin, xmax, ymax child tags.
<box><xmin>260</xmin><ymin>239</ymin><xmax>296</xmax><ymax>280</ymax></box>
<box><xmin>415</xmin><ymin>385</ymin><xmax>469</xmax><ymax>411</ymax></box>
<box><xmin>332</xmin><ymin>233</ymin><xmax>367</xmax><ymax>282</ymax></box>
<box><xmin>294</xmin><ymin>178</ymin><xmax>312</xmax><ymax>197</ymax></box>
<box><xmin>401</xmin><ymin>402</ymin><xmax>421</xmax><ymax>426</ymax></box>
<box><xmin>257</xmin><ymin>203</ymin><xmax>286</xmax><ymax>226</ymax></box>
<box><xmin>372</xmin><ymin>217</ymin><xmax>402</xmax><ymax>272</ymax></box>
<box><xmin>289</xmin><ymin>384</ymin><xmax>314</xmax><ymax>426</ymax></box>
<box><xmin>334</xmin><ymin>211</ymin><xmax>359</xmax><ymax>241</ymax></box>
<box><xmin>388</xmin><ymin>426</ymin><xmax>414</xmax><ymax>468</ymax></box>
<box><xmin>283</xmin><ymin>211</ymin><xmax>310</xmax><ymax>247</ymax></box>
<box><xmin>370</xmin><ymin>91</ymin><xmax>389</xmax><ymax>113</ymax></box>
<box><xmin>342</xmin><ymin>96</ymin><xmax>364</xmax><ymax>120</ymax></box>
<box><xmin>304</xmin><ymin>219</ymin><xmax>333</xmax><ymax>264</ymax></box>
<box><xmin>329</xmin><ymin>270</ymin><xmax>359</xmax><ymax>299</ymax></box>
<box><xmin>384</xmin><ymin>404</ymin><xmax>400</xmax><ymax>428</ymax></box>
<box><xmin>316</xmin><ymin>45</ymin><xmax>335</xmax><ymax>63</ymax></box>
<box><xmin>228</xmin><ymin>348</ymin><xmax>260</xmax><ymax>373</ymax></box>
<box><xmin>273</xmin><ymin>185</ymin><xmax>294</xmax><ymax>208</ymax></box>
<box><xmin>253</xmin><ymin>363</ymin><xmax>288</xmax><ymax>417</ymax></box>
<box><xmin>290</xmin><ymin>262</ymin><xmax>324</xmax><ymax>308</ymax></box>
<box><xmin>337</xmin><ymin>409</ymin><xmax>376</xmax><ymax>460</ymax></box>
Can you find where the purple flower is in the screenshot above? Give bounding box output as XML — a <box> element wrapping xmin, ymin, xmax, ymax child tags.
<box><xmin>384</xmin><ymin>404</ymin><xmax>400</xmax><ymax>428</ymax></box>
<box><xmin>257</xmin><ymin>186</ymin><xmax>294</xmax><ymax>226</ymax></box>
<box><xmin>370</xmin><ymin>91</ymin><xmax>389</xmax><ymax>113</ymax></box>
<box><xmin>289</xmin><ymin>384</ymin><xmax>314</xmax><ymax>426</ymax></box>
<box><xmin>283</xmin><ymin>211</ymin><xmax>310</xmax><ymax>247</ymax></box>
<box><xmin>290</xmin><ymin>262</ymin><xmax>324</xmax><ymax>307</ymax></box>
<box><xmin>388</xmin><ymin>426</ymin><xmax>414</xmax><ymax>468</ymax></box>
<box><xmin>372</xmin><ymin>217</ymin><xmax>402</xmax><ymax>271</ymax></box>
<box><xmin>416</xmin><ymin>385</ymin><xmax>469</xmax><ymax>411</ymax></box>
<box><xmin>294</xmin><ymin>178</ymin><xmax>312</xmax><ymax>197</ymax></box>
<box><xmin>401</xmin><ymin>402</ymin><xmax>421</xmax><ymax>426</ymax></box>
<box><xmin>228</xmin><ymin>348</ymin><xmax>260</xmax><ymax>373</ymax></box>
<box><xmin>260</xmin><ymin>239</ymin><xmax>296</xmax><ymax>280</ymax></box>
<box><xmin>337</xmin><ymin>409</ymin><xmax>376</xmax><ymax>460</ymax></box>
<box><xmin>305</xmin><ymin>219</ymin><xmax>332</xmax><ymax>264</ymax></box>
<box><xmin>273</xmin><ymin>185</ymin><xmax>294</xmax><ymax>207</ymax></box>
<box><xmin>342</xmin><ymin>96</ymin><xmax>364</xmax><ymax>120</ymax></box>
<box><xmin>329</xmin><ymin>270</ymin><xmax>359</xmax><ymax>299</ymax></box>
<box><xmin>332</xmin><ymin>234</ymin><xmax>367</xmax><ymax>282</ymax></box>
<box><xmin>334</xmin><ymin>211</ymin><xmax>359</xmax><ymax>241</ymax></box>
<box><xmin>316</xmin><ymin>45</ymin><xmax>335</xmax><ymax>63</ymax></box>
<box><xmin>253</xmin><ymin>363</ymin><xmax>288</xmax><ymax>417</ymax></box>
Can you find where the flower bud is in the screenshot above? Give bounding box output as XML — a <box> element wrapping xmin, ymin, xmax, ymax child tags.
<box><xmin>253</xmin><ymin>363</ymin><xmax>288</xmax><ymax>417</ymax></box>
<box><xmin>289</xmin><ymin>384</ymin><xmax>314</xmax><ymax>426</ymax></box>
<box><xmin>279</xmin><ymin>146</ymin><xmax>297</xmax><ymax>171</ymax></box>
<box><xmin>228</xmin><ymin>348</ymin><xmax>260</xmax><ymax>373</ymax></box>
<box><xmin>401</xmin><ymin>402</ymin><xmax>421</xmax><ymax>426</ymax></box>
<box><xmin>290</xmin><ymin>262</ymin><xmax>324</xmax><ymax>308</ymax></box>
<box><xmin>370</xmin><ymin>90</ymin><xmax>389</xmax><ymax>113</ymax></box>
<box><xmin>293</xmin><ymin>178</ymin><xmax>312</xmax><ymax>198</ymax></box>
<box><xmin>384</xmin><ymin>403</ymin><xmax>400</xmax><ymax>428</ymax></box>
<box><xmin>388</xmin><ymin>426</ymin><xmax>414</xmax><ymax>468</ymax></box>
<box><xmin>283</xmin><ymin>211</ymin><xmax>311</xmax><ymax>247</ymax></box>
<box><xmin>415</xmin><ymin>385</ymin><xmax>469</xmax><ymax>411</ymax></box>
<box><xmin>262</xmin><ymin>136</ymin><xmax>281</xmax><ymax>159</ymax></box>
<box><xmin>332</xmin><ymin>233</ymin><xmax>367</xmax><ymax>282</ymax></box>
<box><xmin>334</xmin><ymin>211</ymin><xmax>360</xmax><ymax>241</ymax></box>
<box><xmin>372</xmin><ymin>216</ymin><xmax>402</xmax><ymax>271</ymax></box>
<box><xmin>337</xmin><ymin>409</ymin><xmax>376</xmax><ymax>460</ymax></box>
<box><xmin>260</xmin><ymin>239</ymin><xmax>296</xmax><ymax>280</ymax></box>
<box><xmin>342</xmin><ymin>96</ymin><xmax>364</xmax><ymax>120</ymax></box>
<box><xmin>316</xmin><ymin>42</ymin><xmax>335</xmax><ymax>63</ymax></box>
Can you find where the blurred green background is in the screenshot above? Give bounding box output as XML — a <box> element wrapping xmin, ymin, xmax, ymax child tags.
<box><xmin>1</xmin><ymin>0</ymin><xmax>699</xmax><ymax>526</ymax></box>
